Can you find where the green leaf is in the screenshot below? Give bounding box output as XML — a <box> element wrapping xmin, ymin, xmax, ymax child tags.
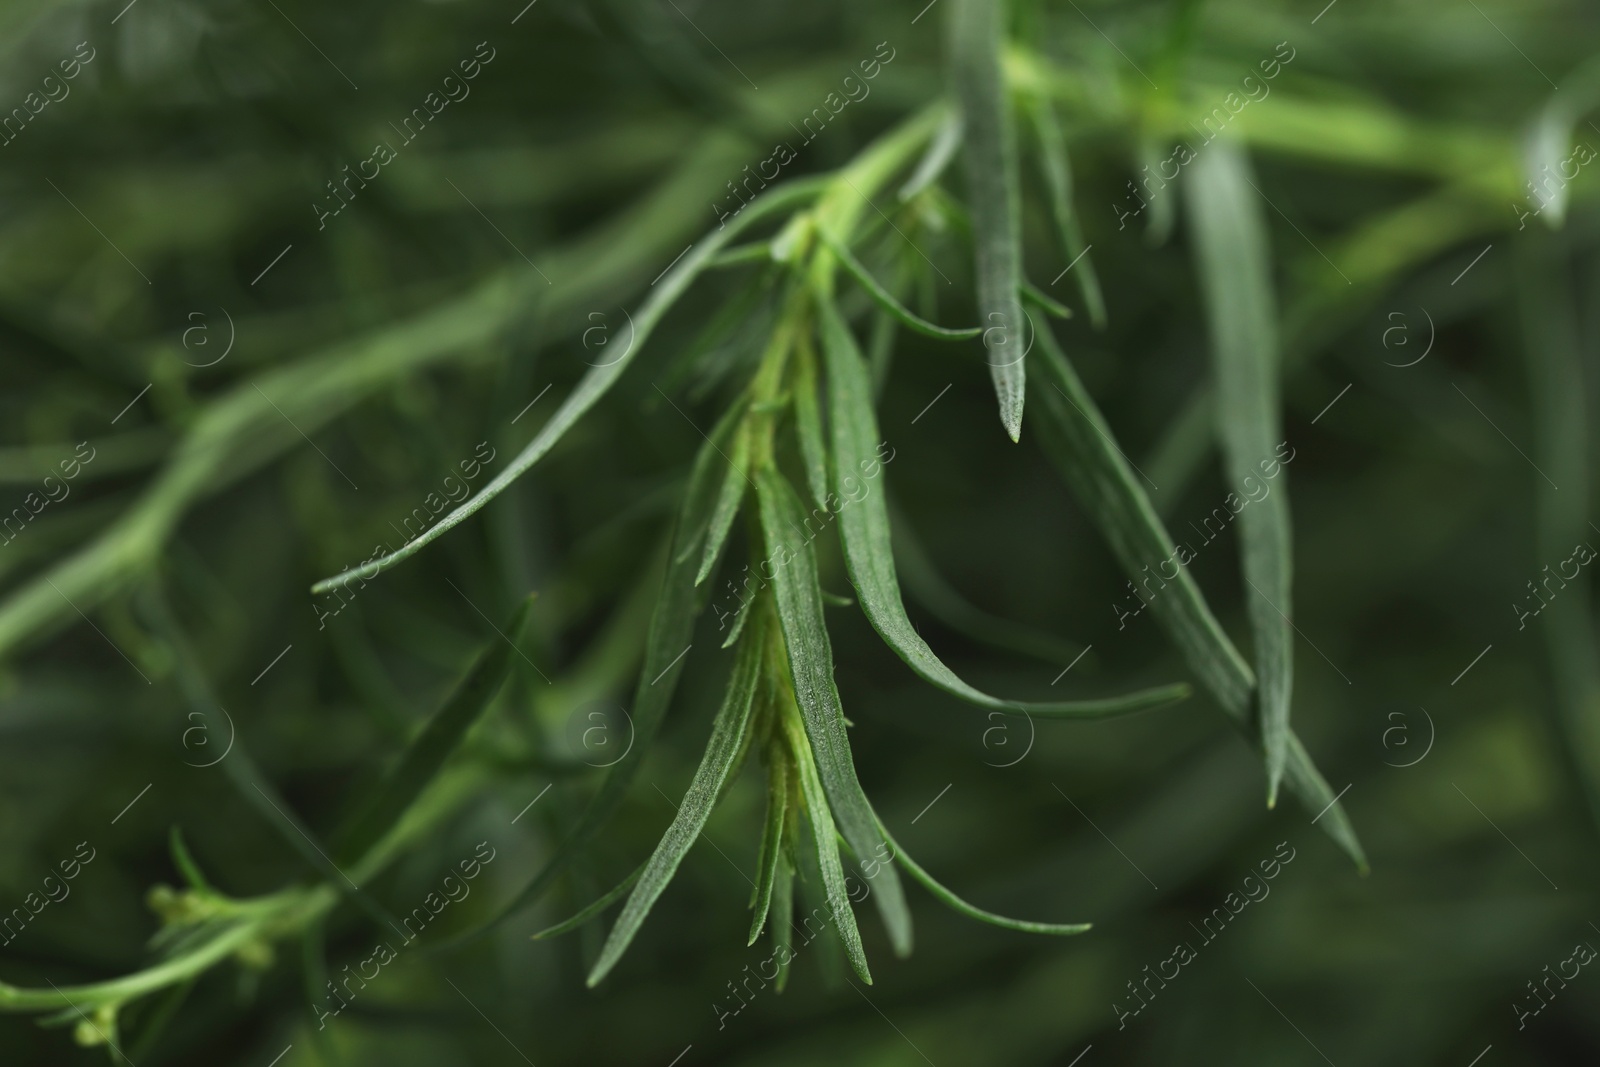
<box><xmin>1515</xmin><ymin>233</ymin><xmax>1600</xmax><ymax>825</ymax></box>
<box><xmin>1020</xmin><ymin>281</ymin><xmax>1074</xmax><ymax>320</ymax></box>
<box><xmin>124</xmin><ymin>976</ymin><xmax>197</xmax><ymax>1065</ymax></box>
<box><xmin>439</xmin><ymin>399</ymin><xmax>742</xmax><ymax>948</ymax></box>
<box><xmin>696</xmin><ymin>426</ymin><xmax>751</xmax><ymax>585</ymax></box>
<box><xmin>337</xmin><ymin>596</ymin><xmax>534</xmax><ymax>865</ymax></box>
<box><xmin>167</xmin><ymin>827</ymin><xmax>214</xmax><ymax>895</ymax></box>
<box><xmin>720</xmin><ymin>590</ymin><xmax>754</xmax><ymax>649</ymax></box>
<box><xmin>530</xmin><ymin>863</ymin><xmax>644</xmax><ymax>940</ymax></box>
<box><xmin>1183</xmin><ymin>143</ymin><xmax>1294</xmax><ymax>806</ymax></box>
<box><xmin>1524</xmin><ymin>54</ymin><xmax>1600</xmax><ymax>229</ymax></box>
<box><xmin>867</xmin><ymin>307</ymin><xmax>896</xmax><ymax>401</ymax></box>
<box><xmin>1024</xmin><ymin>92</ymin><xmax>1107</xmax><ymax>329</ymax></box>
<box><xmin>708</xmin><ymin>241</ymin><xmax>775</xmax><ymax>269</ymax></box>
<box><xmin>950</xmin><ymin>0</ymin><xmax>1027</xmax><ymax>440</ymax></box>
<box><xmin>587</xmin><ymin>613</ymin><xmax>763</xmax><ymax>985</ymax></box>
<box><xmin>312</xmin><ymin>177</ymin><xmax>823</xmax><ymax>595</ymax></box>
<box><xmin>770</xmin><ymin>852</ymin><xmax>796</xmax><ymax>991</ymax></box>
<box><xmin>1028</xmin><ymin>320</ymin><xmax>1366</xmax><ymax>869</ymax></box>
<box><xmin>817</xmin><ymin>294</ymin><xmax>1190</xmax><ymax>718</ymax></box>
<box><xmin>817</xmin><ymin>229</ymin><xmax>982</xmax><ymax>341</ymax></box>
<box><xmin>1137</xmin><ymin>136</ymin><xmax>1177</xmax><ymax>245</ymax></box>
<box><xmin>792</xmin><ymin>337</ymin><xmax>832</xmax><ymax>511</ymax></box>
<box><xmin>898</xmin><ymin>106</ymin><xmax>963</xmax><ymax>201</ymax></box>
<box><xmin>876</xmin><ymin>816</ymin><xmax>1090</xmax><ymax>935</ymax></box>
<box><xmin>781</xmin><ymin>704</ymin><xmax>872</xmax><ymax>983</ymax></box>
<box><xmin>748</xmin><ymin>745</ymin><xmax>790</xmax><ymax>945</ymax></box>
<box><xmin>755</xmin><ymin>467</ymin><xmax>914</xmax><ymax>957</ymax></box>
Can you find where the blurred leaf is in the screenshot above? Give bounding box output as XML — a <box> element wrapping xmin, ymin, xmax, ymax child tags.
<box><xmin>1523</xmin><ymin>54</ymin><xmax>1600</xmax><ymax>228</ymax></box>
<box><xmin>531</xmin><ymin>863</ymin><xmax>646</xmax><ymax>941</ymax></box>
<box><xmin>899</xmin><ymin>106</ymin><xmax>963</xmax><ymax>201</ymax></box>
<box><xmin>1183</xmin><ymin>143</ymin><xmax>1295</xmax><ymax>805</ymax></box>
<box><xmin>336</xmin><ymin>595</ymin><xmax>534</xmax><ymax>865</ymax></box>
<box><xmin>167</xmin><ymin>826</ymin><xmax>214</xmax><ymax>895</ymax></box>
<box><xmin>889</xmin><ymin>499</ymin><xmax>1085</xmax><ymax>666</ymax></box>
<box><xmin>1029</xmin><ymin>322</ymin><xmax>1365</xmax><ymax>868</ymax></box>
<box><xmin>950</xmin><ymin>0</ymin><xmax>1028</xmax><ymax>440</ymax></box>
<box><xmin>696</xmin><ymin>426</ymin><xmax>751</xmax><ymax>586</ymax></box>
<box><xmin>1026</xmin><ymin>92</ymin><xmax>1107</xmax><ymax>329</ymax></box>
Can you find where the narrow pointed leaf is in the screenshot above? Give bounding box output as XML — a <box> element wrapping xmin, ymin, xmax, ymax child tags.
<box><xmin>1183</xmin><ymin>144</ymin><xmax>1294</xmax><ymax>806</ymax></box>
<box><xmin>1516</xmin><ymin>234</ymin><xmax>1600</xmax><ymax>827</ymax></box>
<box><xmin>1524</xmin><ymin>55</ymin><xmax>1600</xmax><ymax>229</ymax></box>
<box><xmin>696</xmin><ymin>427</ymin><xmax>750</xmax><ymax>585</ymax></box>
<box><xmin>530</xmin><ymin>862</ymin><xmax>644</xmax><ymax>940</ymax></box>
<box><xmin>1028</xmin><ymin>320</ymin><xmax>1365</xmax><ymax>869</ymax></box>
<box><xmin>782</xmin><ymin>708</ymin><xmax>872</xmax><ymax>983</ymax></box>
<box><xmin>770</xmin><ymin>853</ymin><xmax>795</xmax><ymax>991</ymax></box>
<box><xmin>876</xmin><ymin>816</ymin><xmax>1090</xmax><ymax>935</ymax></box>
<box><xmin>708</xmin><ymin>241</ymin><xmax>775</xmax><ymax>268</ymax></box>
<box><xmin>588</xmin><ymin>620</ymin><xmax>761</xmax><ymax>991</ymax></box>
<box><xmin>337</xmin><ymin>596</ymin><xmax>534</xmax><ymax>865</ymax></box>
<box><xmin>817</xmin><ymin>295</ymin><xmax>1190</xmax><ymax>718</ymax></box>
<box><xmin>817</xmin><ymin>229</ymin><xmax>982</xmax><ymax>341</ymax></box>
<box><xmin>588</xmin><ymin>617</ymin><xmax>762</xmax><ymax>985</ymax></box>
<box><xmin>1137</xmin><ymin>136</ymin><xmax>1177</xmax><ymax>245</ymax></box>
<box><xmin>950</xmin><ymin>0</ymin><xmax>1027</xmax><ymax>440</ymax></box>
<box><xmin>167</xmin><ymin>827</ymin><xmax>215</xmax><ymax>895</ymax></box>
<box><xmin>748</xmin><ymin>749</ymin><xmax>790</xmax><ymax>944</ymax></box>
<box><xmin>755</xmin><ymin>468</ymin><xmax>914</xmax><ymax>957</ymax></box>
<box><xmin>899</xmin><ymin>107</ymin><xmax>963</xmax><ymax>201</ymax></box>
<box><xmin>312</xmin><ymin>178</ymin><xmax>823</xmax><ymax>595</ymax></box>
<box><xmin>720</xmin><ymin>592</ymin><xmax>753</xmax><ymax>648</ymax></box>
<box><xmin>1021</xmin><ymin>282</ymin><xmax>1074</xmax><ymax>320</ymax></box>
<box><xmin>792</xmin><ymin>338</ymin><xmax>832</xmax><ymax>510</ymax></box>
<box><xmin>1025</xmin><ymin>93</ymin><xmax>1107</xmax><ymax>329</ymax></box>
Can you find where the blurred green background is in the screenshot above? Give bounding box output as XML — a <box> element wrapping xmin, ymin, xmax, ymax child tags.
<box><xmin>2</xmin><ymin>0</ymin><xmax>1598</xmax><ymax>1063</ymax></box>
